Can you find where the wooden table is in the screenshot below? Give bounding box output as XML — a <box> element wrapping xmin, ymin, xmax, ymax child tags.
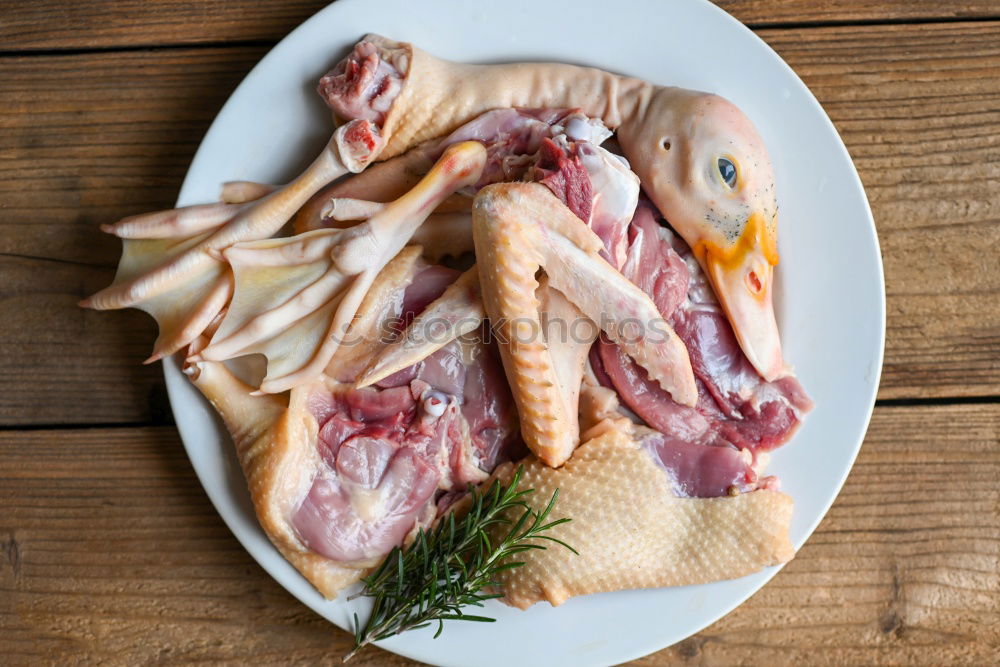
<box><xmin>2</xmin><ymin>1</ymin><xmax>998</xmax><ymax>664</ymax></box>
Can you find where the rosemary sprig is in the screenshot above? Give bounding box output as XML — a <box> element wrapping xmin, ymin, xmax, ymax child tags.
<box><xmin>344</xmin><ymin>467</ymin><xmax>575</xmax><ymax>661</ymax></box>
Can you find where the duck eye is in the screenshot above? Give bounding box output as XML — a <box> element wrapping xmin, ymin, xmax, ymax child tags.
<box><xmin>718</xmin><ymin>157</ymin><xmax>737</xmax><ymax>188</ymax></box>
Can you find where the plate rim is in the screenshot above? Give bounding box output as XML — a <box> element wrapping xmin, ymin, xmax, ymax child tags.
<box><xmin>162</xmin><ymin>0</ymin><xmax>887</xmax><ymax>663</ymax></box>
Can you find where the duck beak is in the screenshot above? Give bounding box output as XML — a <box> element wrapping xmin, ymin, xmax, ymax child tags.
<box><xmin>699</xmin><ymin>212</ymin><xmax>787</xmax><ymax>381</ymax></box>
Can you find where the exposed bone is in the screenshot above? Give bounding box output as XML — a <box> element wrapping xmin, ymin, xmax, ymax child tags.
<box><xmin>182</xmin><ymin>347</ymin><xmax>288</xmax><ymax>450</ymax></box>
<box><xmin>91</xmin><ymin>33</ymin><xmax>790</xmax><ymax>382</ymax></box>
<box><xmin>81</xmin><ymin>35</ymin><xmax>805</xmax><ymax>605</ymax></box>
<box><xmin>196</xmin><ymin>141</ymin><xmax>488</xmax><ymax>394</ymax></box>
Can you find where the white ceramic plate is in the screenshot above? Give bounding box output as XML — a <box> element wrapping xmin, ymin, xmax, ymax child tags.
<box><xmin>164</xmin><ymin>0</ymin><xmax>885</xmax><ymax>664</ymax></box>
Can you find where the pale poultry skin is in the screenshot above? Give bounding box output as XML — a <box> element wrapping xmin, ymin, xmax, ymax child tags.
<box><xmin>80</xmin><ymin>35</ymin><xmax>810</xmax><ymax>606</ymax></box>
<box><xmin>328</xmin><ymin>35</ymin><xmax>786</xmax><ymax>381</ymax></box>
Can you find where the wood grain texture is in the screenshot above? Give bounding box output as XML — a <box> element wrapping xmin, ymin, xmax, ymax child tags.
<box><xmin>0</xmin><ymin>47</ymin><xmax>266</xmax><ymax>426</ymax></box>
<box><xmin>760</xmin><ymin>22</ymin><xmax>1000</xmax><ymax>398</ymax></box>
<box><xmin>0</xmin><ymin>0</ymin><xmax>330</xmax><ymax>50</ymax></box>
<box><xmin>4</xmin><ymin>2</ymin><xmax>998</xmax><ymax>665</ymax></box>
<box><xmin>2</xmin><ymin>1</ymin><xmax>999</xmax><ymax>51</ymax></box>
<box><xmin>722</xmin><ymin>0</ymin><xmax>1000</xmax><ymax>25</ymax></box>
<box><xmin>1</xmin><ymin>21</ymin><xmax>997</xmax><ymax>426</ymax></box>
<box><xmin>1</xmin><ymin>404</ymin><xmax>997</xmax><ymax>664</ymax></box>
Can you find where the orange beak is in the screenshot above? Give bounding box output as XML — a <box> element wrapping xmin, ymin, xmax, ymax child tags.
<box><xmin>697</xmin><ymin>212</ymin><xmax>786</xmax><ymax>381</ymax></box>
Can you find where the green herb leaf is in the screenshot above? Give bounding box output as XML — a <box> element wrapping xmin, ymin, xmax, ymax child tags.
<box><xmin>343</xmin><ymin>467</ymin><xmax>573</xmax><ymax>661</ymax></box>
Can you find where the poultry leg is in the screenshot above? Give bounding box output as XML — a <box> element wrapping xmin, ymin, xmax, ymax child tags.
<box><xmin>80</xmin><ymin>119</ymin><xmax>386</xmax><ymax>357</ymax></box>
<box><xmin>192</xmin><ymin>141</ymin><xmax>487</xmax><ymax>394</ymax></box>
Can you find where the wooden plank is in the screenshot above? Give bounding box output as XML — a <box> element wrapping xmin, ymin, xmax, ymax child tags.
<box><xmin>1</xmin><ymin>22</ymin><xmax>998</xmax><ymax>428</ymax></box>
<box><xmin>1</xmin><ymin>404</ymin><xmax>997</xmax><ymax>663</ymax></box>
<box><xmin>0</xmin><ymin>0</ymin><xmax>329</xmax><ymax>50</ymax></box>
<box><xmin>1</xmin><ymin>1</ymin><xmax>998</xmax><ymax>51</ymax></box>
<box><xmin>0</xmin><ymin>255</ymin><xmax>171</xmax><ymax>426</ymax></box>
<box><xmin>722</xmin><ymin>0</ymin><xmax>1000</xmax><ymax>26</ymax></box>
<box><xmin>660</xmin><ymin>402</ymin><xmax>1000</xmax><ymax>665</ymax></box>
<box><xmin>759</xmin><ymin>23</ymin><xmax>1000</xmax><ymax>398</ymax></box>
<box><xmin>0</xmin><ymin>48</ymin><xmax>266</xmax><ymax>425</ymax></box>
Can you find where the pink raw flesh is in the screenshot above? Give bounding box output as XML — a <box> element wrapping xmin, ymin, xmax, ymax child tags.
<box><xmin>376</xmin><ymin>345</ymin><xmax>466</xmax><ymax>397</ymax></box>
<box><xmin>594</xmin><ymin>205</ymin><xmax>812</xmax><ymax>496</ymax></box>
<box><xmin>399</xmin><ymin>107</ymin><xmax>625</xmax><ymax>263</ymax></box>
<box><xmin>641</xmin><ymin>432</ymin><xmax>758</xmax><ymax>498</ymax></box>
<box><xmin>529</xmin><ymin>137</ymin><xmax>594</xmax><ymax>223</ymax></box>
<box><xmin>292</xmin><ymin>264</ymin><xmax>518</xmax><ymax>563</ymax></box>
<box><xmin>293</xmin><ymin>442</ymin><xmax>439</xmax><ymax>562</ymax></box>
<box><xmin>399</xmin><ymin>265</ymin><xmax>462</xmax><ymax>328</ymax></box>
<box><xmin>324</xmin><ymin>106</ymin><xmax>627</xmax><ymax>270</ymax></box>
<box><xmin>621</xmin><ymin>205</ymin><xmax>690</xmax><ymax>319</ymax></box>
<box><xmin>336</xmin><ymin>436</ymin><xmax>395</xmax><ymax>487</ymax></box>
<box><xmin>458</xmin><ymin>333</ymin><xmax>523</xmax><ymax>470</ymax></box>
<box><xmin>596</xmin><ymin>337</ymin><xmax>711</xmax><ymax>438</ymax></box>
<box><xmin>435</xmin><ymin>108</ymin><xmax>576</xmax><ymax>190</ymax></box>
<box><xmin>318</xmin><ymin>41</ymin><xmax>403</xmax><ymax>126</ymax></box>
<box><xmin>597</xmin><ymin>315</ymin><xmax>808</xmax><ymax>454</ymax></box>
<box><xmin>377</xmin><ymin>339</ymin><xmax>518</xmax><ymax>471</ymax></box>
<box><xmin>344</xmin><ymin>385</ymin><xmax>415</xmax><ymax>421</ymax></box>
<box><xmin>313</xmin><ymin>388</ymin><xmax>414</xmax><ymax>474</ymax></box>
